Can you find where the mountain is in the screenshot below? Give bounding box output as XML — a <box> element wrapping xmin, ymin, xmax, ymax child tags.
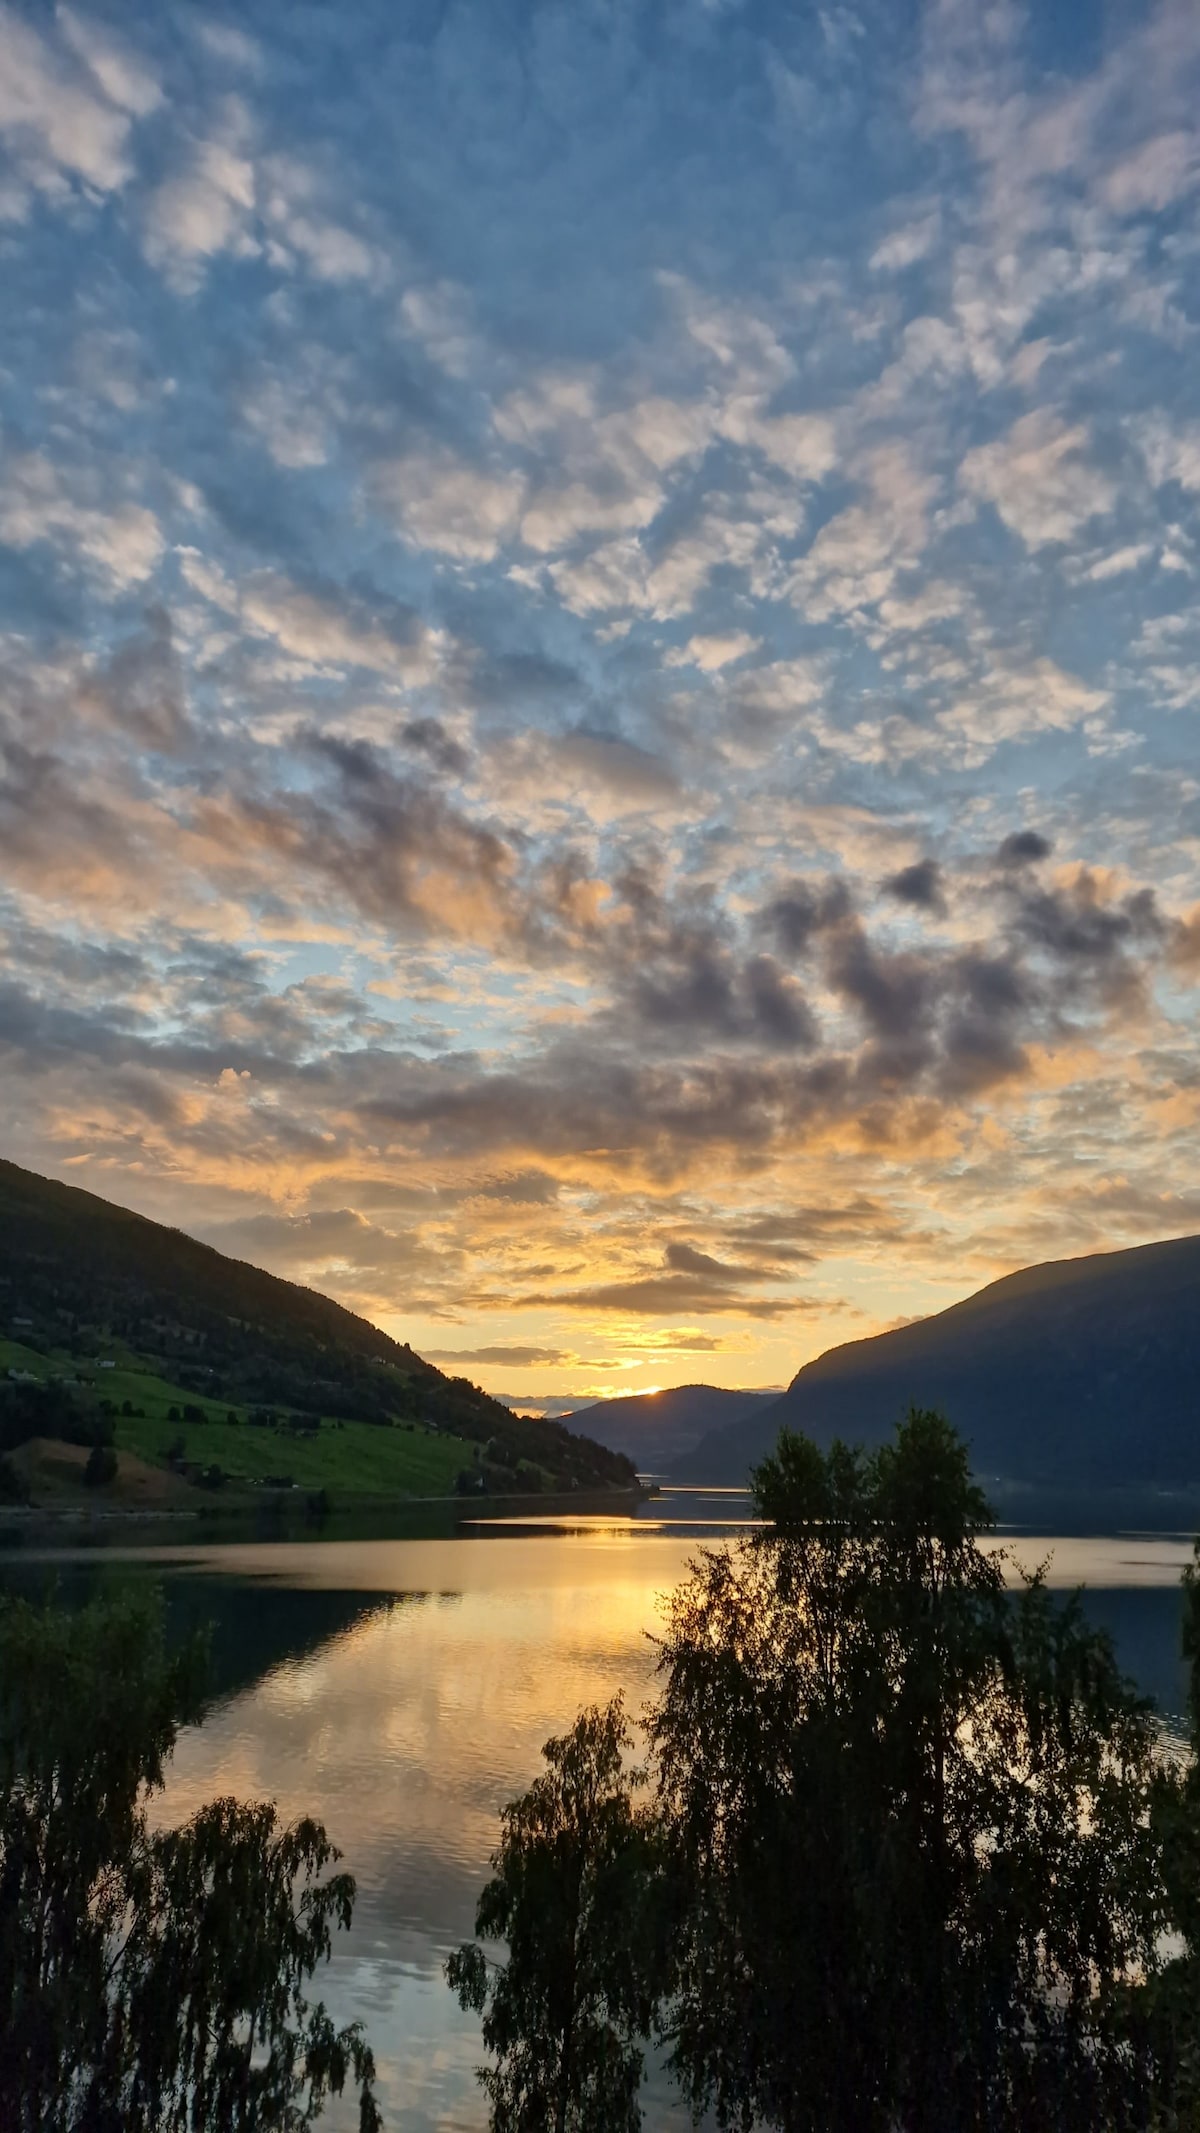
<box><xmin>0</xmin><ymin>1159</ymin><xmax>635</xmax><ymax>1494</ymax></box>
<box><xmin>558</xmin><ymin>1385</ymin><xmax>780</xmax><ymax>1471</ymax></box>
<box><xmin>673</xmin><ymin>1235</ymin><xmax>1200</xmax><ymax>1512</ymax></box>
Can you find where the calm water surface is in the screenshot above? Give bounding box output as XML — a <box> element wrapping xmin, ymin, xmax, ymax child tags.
<box><xmin>6</xmin><ymin>1492</ymin><xmax>1195</xmax><ymax>2132</ymax></box>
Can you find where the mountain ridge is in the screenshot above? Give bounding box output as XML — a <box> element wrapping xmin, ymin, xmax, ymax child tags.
<box><xmin>555</xmin><ymin>1384</ymin><xmax>780</xmax><ymax>1469</ymax></box>
<box><xmin>673</xmin><ymin>1232</ymin><xmax>1200</xmax><ymax>1500</ymax></box>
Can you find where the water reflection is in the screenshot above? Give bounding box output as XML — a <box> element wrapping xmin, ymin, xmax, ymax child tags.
<box><xmin>1</xmin><ymin>1497</ymin><xmax>1193</xmax><ymax>2130</ymax></box>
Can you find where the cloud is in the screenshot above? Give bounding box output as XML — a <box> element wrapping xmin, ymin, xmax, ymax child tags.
<box><xmin>375</xmin><ymin>451</ymin><xmax>525</xmax><ymax>562</ymax></box>
<box><xmin>761</xmin><ymin>877</ymin><xmax>855</xmax><ymax>956</ymax></box>
<box><xmin>787</xmin><ymin>445</ymin><xmax>936</xmax><ymax>618</ymax></box>
<box><xmin>552</xmin><ymin>730</ymin><xmax>679</xmax><ymax>802</ymax></box>
<box><xmin>936</xmin><ymin>659</ymin><xmax>1110</xmax><ymax>762</ymax></box>
<box><xmin>517</xmin><ymin>1241</ymin><xmax>802</xmax><ymax>1319</ymax></box>
<box><xmin>870</xmin><ymin>212</ymin><xmax>940</xmax><ymax>273</ymax></box>
<box><xmin>1171</xmin><ymin>907</ymin><xmax>1200</xmax><ymax>971</ymax></box>
<box><xmin>425</xmin><ymin>1344</ymin><xmax>576</xmax><ymax>1368</ymax></box>
<box><xmin>143</xmin><ymin>120</ymin><xmax>258</xmax><ymax>290</ymax></box>
<box><xmin>665</xmin><ymin>631</ymin><xmax>761</xmax><ymax>671</ymax></box>
<box><xmin>1003</xmin><ymin>870</ymin><xmax>1167</xmax><ymax>1002</ymax></box>
<box><xmin>1086</xmin><ymin>544</ymin><xmax>1154</xmax><ymax>581</ymax></box>
<box><xmin>181</xmin><ymin>558</ymin><xmax>439</xmax><ymax>681</ymax></box>
<box><xmin>495</xmin><ymin>376</ymin><xmax>713</xmax><ymax>554</ymax></box>
<box><xmin>57</xmin><ymin>11</ymin><xmax>162</xmax><ymax>121</ymax></box>
<box><xmin>0</xmin><ymin>0</ymin><xmax>1198</xmax><ymax>1377</ymax></box>
<box><xmin>0</xmin><ymin>453</ymin><xmax>162</xmax><ymax>588</ymax></box>
<box><xmin>883</xmin><ymin>858</ymin><xmax>946</xmax><ymax>914</ymax></box>
<box><xmin>960</xmin><ymin>414</ymin><xmax>1115</xmax><ymax>550</ymax></box>
<box><xmin>1104</xmin><ymin>131</ymin><xmax>1198</xmax><ymax>214</ymax></box>
<box><xmin>79</xmin><ymin>609</ymin><xmax>190</xmax><ymax>753</ymax></box>
<box><xmin>0</xmin><ymin>7</ymin><xmax>149</xmax><ymax>198</ymax></box>
<box><xmin>1137</xmin><ymin>416</ymin><xmax>1200</xmax><ymax>494</ymax></box>
<box><xmin>996</xmin><ymin>831</ymin><xmax>1053</xmax><ymax>869</ymax></box>
<box><xmin>239</xmin><ymin>375</ymin><xmax>331</xmax><ymax>469</ymax></box>
<box><xmin>260</xmin><ymin>155</ymin><xmax>373</xmax><ymax>281</ymax></box>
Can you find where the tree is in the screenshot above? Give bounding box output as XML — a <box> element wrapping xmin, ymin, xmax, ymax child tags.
<box><xmin>0</xmin><ymin>1588</ymin><xmax>379</xmax><ymax>2132</ymax></box>
<box><xmin>84</xmin><ymin>1441</ymin><xmax>119</xmax><ymax>1487</ymax></box>
<box><xmin>0</xmin><ymin>1454</ymin><xmax>30</xmax><ymax>1505</ymax></box>
<box><xmin>1132</xmin><ymin>1539</ymin><xmax>1200</xmax><ymax>2123</ymax></box>
<box><xmin>447</xmin><ymin>1698</ymin><xmax>663</xmax><ymax>2133</ymax></box>
<box><xmin>649</xmin><ymin>1409</ymin><xmax>1167</xmax><ymax>2133</ymax></box>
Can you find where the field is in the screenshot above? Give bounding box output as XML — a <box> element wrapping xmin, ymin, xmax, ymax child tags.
<box><xmin>0</xmin><ymin>1337</ymin><xmax>478</xmax><ymax>1500</ymax></box>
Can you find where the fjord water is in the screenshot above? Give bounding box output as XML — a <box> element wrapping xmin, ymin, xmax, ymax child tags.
<box><xmin>8</xmin><ymin>1493</ymin><xmax>1194</xmax><ymax>2132</ymax></box>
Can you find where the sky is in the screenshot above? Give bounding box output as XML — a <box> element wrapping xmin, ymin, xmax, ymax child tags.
<box><xmin>2</xmin><ymin>0</ymin><xmax>1199</xmax><ymax>1414</ymax></box>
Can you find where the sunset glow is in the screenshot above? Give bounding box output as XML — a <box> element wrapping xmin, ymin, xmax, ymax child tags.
<box><xmin>2</xmin><ymin>0</ymin><xmax>1199</xmax><ymax>1406</ymax></box>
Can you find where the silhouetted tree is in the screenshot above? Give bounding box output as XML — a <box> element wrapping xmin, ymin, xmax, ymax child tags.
<box><xmin>0</xmin><ymin>1454</ymin><xmax>30</xmax><ymax>1506</ymax></box>
<box><xmin>0</xmin><ymin>1588</ymin><xmax>379</xmax><ymax>2132</ymax></box>
<box><xmin>650</xmin><ymin>1408</ymin><xmax>1166</xmax><ymax>2133</ymax></box>
<box><xmin>447</xmin><ymin>1698</ymin><xmax>663</xmax><ymax>2133</ymax></box>
<box><xmin>84</xmin><ymin>1442</ymin><xmax>118</xmax><ymax>1488</ymax></box>
<box><xmin>1131</xmin><ymin>1539</ymin><xmax>1200</xmax><ymax>2123</ymax></box>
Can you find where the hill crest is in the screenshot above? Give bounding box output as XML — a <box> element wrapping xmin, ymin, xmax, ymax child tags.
<box><xmin>0</xmin><ymin>1158</ymin><xmax>635</xmax><ymax>1494</ymax></box>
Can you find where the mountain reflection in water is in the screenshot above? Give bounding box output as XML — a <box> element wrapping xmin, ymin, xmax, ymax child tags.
<box><xmin>1</xmin><ymin>1493</ymin><xmax>1191</xmax><ymax>2131</ymax></box>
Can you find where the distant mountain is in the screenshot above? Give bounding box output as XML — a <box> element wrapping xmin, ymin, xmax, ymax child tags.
<box><xmin>0</xmin><ymin>1159</ymin><xmax>635</xmax><ymax>1493</ymax></box>
<box><xmin>559</xmin><ymin>1385</ymin><xmax>780</xmax><ymax>1471</ymax></box>
<box><xmin>673</xmin><ymin>1236</ymin><xmax>1200</xmax><ymax>1513</ymax></box>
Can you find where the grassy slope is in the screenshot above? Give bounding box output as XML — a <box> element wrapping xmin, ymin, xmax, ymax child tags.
<box><xmin>1</xmin><ymin>1337</ymin><xmax>478</xmax><ymax>1498</ymax></box>
<box><xmin>0</xmin><ymin>1157</ymin><xmax>637</xmax><ymax>1496</ymax></box>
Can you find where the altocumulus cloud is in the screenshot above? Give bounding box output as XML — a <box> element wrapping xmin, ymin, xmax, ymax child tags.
<box><xmin>0</xmin><ymin>0</ymin><xmax>1198</xmax><ymax>1394</ymax></box>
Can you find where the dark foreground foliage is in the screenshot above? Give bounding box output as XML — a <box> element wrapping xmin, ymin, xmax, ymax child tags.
<box><xmin>448</xmin><ymin>1698</ymin><xmax>665</xmax><ymax>2133</ymax></box>
<box><xmin>0</xmin><ymin>1587</ymin><xmax>379</xmax><ymax>2133</ymax></box>
<box><xmin>453</xmin><ymin>1408</ymin><xmax>1200</xmax><ymax>2133</ymax></box>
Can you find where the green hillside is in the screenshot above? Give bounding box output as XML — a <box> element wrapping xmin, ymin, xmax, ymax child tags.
<box><xmin>0</xmin><ymin>1159</ymin><xmax>636</xmax><ymax>1506</ymax></box>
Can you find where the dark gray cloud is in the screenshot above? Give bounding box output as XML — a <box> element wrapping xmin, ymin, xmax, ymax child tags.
<box><xmin>829</xmin><ymin>923</ymin><xmax>937</xmax><ymax>1045</ymax></box>
<box><xmin>1000</xmin><ymin>873</ymin><xmax>1167</xmax><ymax>1010</ymax></box>
<box><xmin>628</xmin><ymin>935</ymin><xmax>817</xmax><ymax>1050</ymax></box>
<box><xmin>398</xmin><ymin>718</ymin><xmax>470</xmax><ymax>777</ymax></box>
<box><xmin>883</xmin><ymin>857</ymin><xmax>945</xmax><ymax>913</ymax></box>
<box><xmin>760</xmin><ymin>876</ymin><xmax>854</xmax><ymax>958</ymax></box>
<box><xmin>996</xmin><ymin>830</ymin><xmax>1053</xmax><ymax>868</ymax></box>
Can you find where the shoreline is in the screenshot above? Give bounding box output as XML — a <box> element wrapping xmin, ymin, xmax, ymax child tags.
<box><xmin>0</xmin><ymin>1481</ymin><xmax>650</xmax><ymax>1550</ymax></box>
